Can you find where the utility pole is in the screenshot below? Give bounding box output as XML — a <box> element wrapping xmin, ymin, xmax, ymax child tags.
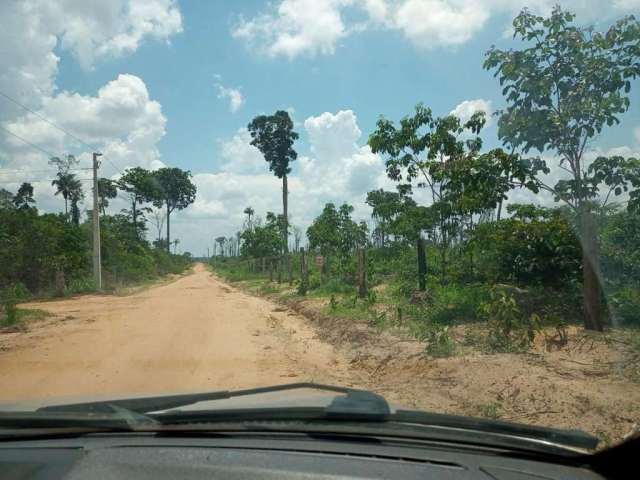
<box><xmin>92</xmin><ymin>152</ymin><xmax>103</xmax><ymax>290</ymax></box>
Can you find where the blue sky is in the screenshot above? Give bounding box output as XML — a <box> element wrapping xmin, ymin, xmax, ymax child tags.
<box><xmin>1</xmin><ymin>0</ymin><xmax>639</xmax><ymax>255</ymax></box>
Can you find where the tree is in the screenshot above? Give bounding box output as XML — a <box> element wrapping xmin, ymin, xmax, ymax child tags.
<box><xmin>117</xmin><ymin>167</ymin><xmax>157</xmax><ymax>238</ymax></box>
<box><xmin>307</xmin><ymin>203</ymin><xmax>367</xmax><ymax>274</ymax></box>
<box><xmin>247</xmin><ymin>111</ymin><xmax>299</xmax><ymax>254</ymax></box>
<box><xmin>12</xmin><ymin>183</ymin><xmax>35</xmax><ymax>211</ymax></box>
<box><xmin>51</xmin><ymin>172</ymin><xmax>82</xmax><ymax>221</ymax></box>
<box><xmin>243</xmin><ymin>206</ymin><xmax>255</xmax><ymax>231</ymax></box>
<box><xmin>151</xmin><ymin>168</ymin><xmax>197</xmax><ymax>252</ymax></box>
<box><xmin>215</xmin><ymin>236</ymin><xmax>226</xmax><ymax>257</ymax></box>
<box><xmin>369</xmin><ymin>104</ymin><xmax>487</xmax><ymax>282</ymax></box>
<box><xmin>483</xmin><ymin>6</ymin><xmax>640</xmax><ymax>330</ymax></box>
<box><xmin>69</xmin><ymin>187</ymin><xmax>83</xmax><ymax>226</ymax></box>
<box><xmin>149</xmin><ymin>206</ymin><xmax>166</xmax><ymax>246</ymax></box>
<box><xmin>0</xmin><ymin>189</ymin><xmax>13</xmax><ymax>209</ymax></box>
<box><xmin>97</xmin><ymin>178</ymin><xmax>117</xmax><ymax>216</ymax></box>
<box><xmin>50</xmin><ymin>154</ymin><xmax>81</xmax><ymax>220</ymax></box>
<box><xmin>292</xmin><ymin>225</ymin><xmax>302</xmax><ymax>252</ymax></box>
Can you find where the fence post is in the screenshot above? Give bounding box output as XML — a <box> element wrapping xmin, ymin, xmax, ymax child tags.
<box><xmin>300</xmin><ymin>247</ymin><xmax>309</xmax><ymax>294</ymax></box>
<box><xmin>288</xmin><ymin>254</ymin><xmax>293</xmax><ymax>285</ymax></box>
<box><xmin>417</xmin><ymin>237</ymin><xmax>427</xmax><ymax>292</ymax></box>
<box><xmin>269</xmin><ymin>257</ymin><xmax>274</xmax><ymax>282</ymax></box>
<box><xmin>277</xmin><ymin>256</ymin><xmax>282</xmax><ymax>284</ymax></box>
<box><xmin>357</xmin><ymin>247</ymin><xmax>368</xmax><ymax>299</ymax></box>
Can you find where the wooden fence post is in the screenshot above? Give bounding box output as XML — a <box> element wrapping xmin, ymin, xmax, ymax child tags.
<box><xmin>269</xmin><ymin>257</ymin><xmax>274</xmax><ymax>282</ymax></box>
<box><xmin>288</xmin><ymin>254</ymin><xmax>293</xmax><ymax>285</ymax></box>
<box><xmin>357</xmin><ymin>247</ymin><xmax>368</xmax><ymax>299</ymax></box>
<box><xmin>300</xmin><ymin>247</ymin><xmax>309</xmax><ymax>294</ymax></box>
<box><xmin>277</xmin><ymin>256</ymin><xmax>282</xmax><ymax>284</ymax></box>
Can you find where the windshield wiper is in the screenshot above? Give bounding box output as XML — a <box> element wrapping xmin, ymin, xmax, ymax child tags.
<box><xmin>37</xmin><ymin>383</ymin><xmax>390</xmax><ymax>419</ymax></box>
<box><xmin>12</xmin><ymin>382</ymin><xmax>598</xmax><ymax>452</ymax></box>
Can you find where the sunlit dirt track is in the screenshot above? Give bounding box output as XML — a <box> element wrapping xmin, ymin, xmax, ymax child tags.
<box><xmin>0</xmin><ymin>263</ymin><xmax>351</xmax><ymax>402</ymax></box>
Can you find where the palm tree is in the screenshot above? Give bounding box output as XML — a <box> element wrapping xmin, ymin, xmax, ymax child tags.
<box><xmin>51</xmin><ymin>172</ymin><xmax>81</xmax><ymax>219</ymax></box>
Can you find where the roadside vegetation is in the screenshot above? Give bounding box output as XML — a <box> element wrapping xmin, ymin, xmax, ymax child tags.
<box><xmin>212</xmin><ymin>7</ymin><xmax>640</xmax><ymax>363</ymax></box>
<box><xmin>0</xmin><ymin>160</ymin><xmax>195</xmax><ymax>323</ymax></box>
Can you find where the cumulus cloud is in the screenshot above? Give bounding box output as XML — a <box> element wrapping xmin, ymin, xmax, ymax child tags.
<box><xmin>219</xmin><ymin>128</ymin><xmax>264</xmax><ymax>174</ymax></box>
<box><xmin>232</xmin><ymin>0</ymin><xmax>639</xmax><ymax>58</ymax></box>
<box><xmin>180</xmin><ymin>109</ymin><xmax>392</xmax><ymax>254</ymax></box>
<box><xmin>0</xmin><ymin>0</ymin><xmax>181</xmax><ymax>214</ymax></box>
<box><xmin>232</xmin><ymin>0</ymin><xmax>352</xmax><ymax>58</ymax></box>
<box><xmin>450</xmin><ymin>98</ymin><xmax>493</xmax><ymax>126</ymax></box>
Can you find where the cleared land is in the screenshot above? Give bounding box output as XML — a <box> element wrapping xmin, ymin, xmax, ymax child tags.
<box><xmin>0</xmin><ymin>263</ymin><xmax>638</xmax><ymax>446</ymax></box>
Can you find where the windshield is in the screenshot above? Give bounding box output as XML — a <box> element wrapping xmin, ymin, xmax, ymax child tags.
<box><xmin>0</xmin><ymin>0</ymin><xmax>638</xmax><ymax>451</ymax></box>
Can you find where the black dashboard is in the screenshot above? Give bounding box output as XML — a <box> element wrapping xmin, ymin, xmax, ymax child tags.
<box><xmin>0</xmin><ymin>433</ymin><xmax>607</xmax><ymax>480</ymax></box>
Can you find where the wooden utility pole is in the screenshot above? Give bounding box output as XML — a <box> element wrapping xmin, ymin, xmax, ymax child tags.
<box><xmin>92</xmin><ymin>152</ymin><xmax>102</xmax><ymax>290</ymax></box>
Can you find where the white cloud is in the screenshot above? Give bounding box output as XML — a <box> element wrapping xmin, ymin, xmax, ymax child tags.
<box><xmin>0</xmin><ymin>74</ymin><xmax>168</xmax><ymax>217</ymax></box>
<box><xmin>634</xmin><ymin>126</ymin><xmax>640</xmax><ymax>145</ymax></box>
<box><xmin>216</xmin><ymin>85</ymin><xmax>245</xmax><ymax>113</ymax></box>
<box><xmin>450</xmin><ymin>98</ymin><xmax>493</xmax><ymax>126</ymax></box>
<box><xmin>0</xmin><ymin>0</ymin><xmax>181</xmax><ymax>217</ymax></box>
<box><xmin>219</xmin><ymin>128</ymin><xmax>264</xmax><ymax>174</ymax></box>
<box><xmin>232</xmin><ymin>0</ymin><xmax>640</xmax><ymax>58</ymax></box>
<box><xmin>177</xmin><ymin>109</ymin><xmax>392</xmax><ymax>254</ymax></box>
<box><xmin>232</xmin><ymin>0</ymin><xmax>352</xmax><ymax>58</ymax></box>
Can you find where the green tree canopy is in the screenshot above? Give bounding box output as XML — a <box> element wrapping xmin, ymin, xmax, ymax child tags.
<box><xmin>483</xmin><ymin>6</ymin><xmax>640</xmax><ymax>330</ymax></box>
<box><xmin>151</xmin><ymin>167</ymin><xmax>197</xmax><ymax>252</ymax></box>
<box><xmin>248</xmin><ymin>110</ymin><xmax>299</xmax><ymax>254</ymax></box>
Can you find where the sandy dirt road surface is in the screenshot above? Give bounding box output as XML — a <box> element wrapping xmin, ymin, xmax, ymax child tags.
<box><xmin>0</xmin><ymin>264</ymin><xmax>354</xmax><ymax>402</ymax></box>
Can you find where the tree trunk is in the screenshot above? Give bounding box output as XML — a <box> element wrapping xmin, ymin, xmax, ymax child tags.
<box><xmin>581</xmin><ymin>210</ymin><xmax>603</xmax><ymax>331</ymax></box>
<box><xmin>357</xmin><ymin>247</ymin><xmax>368</xmax><ymax>299</ymax></box>
<box><xmin>132</xmin><ymin>201</ymin><xmax>138</xmax><ymax>239</ymax></box>
<box><xmin>417</xmin><ymin>237</ymin><xmax>427</xmax><ymax>292</ymax></box>
<box><xmin>282</xmin><ymin>174</ymin><xmax>288</xmax><ymax>253</ymax></box>
<box><xmin>166</xmin><ymin>203</ymin><xmax>171</xmax><ymax>253</ymax></box>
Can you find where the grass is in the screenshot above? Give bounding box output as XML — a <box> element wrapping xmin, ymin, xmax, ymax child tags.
<box><xmin>1</xmin><ymin>308</ymin><xmax>51</xmax><ymax>330</ymax></box>
<box><xmin>478</xmin><ymin>402</ymin><xmax>502</xmax><ymax>419</ymax></box>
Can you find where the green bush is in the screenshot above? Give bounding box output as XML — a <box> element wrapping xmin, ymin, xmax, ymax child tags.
<box><xmin>424</xmin><ymin>326</ymin><xmax>455</xmax><ymax>357</ymax></box>
<box><xmin>64</xmin><ymin>277</ymin><xmax>96</xmax><ymax>296</ymax></box>
<box><xmin>1</xmin><ymin>283</ymin><xmax>30</xmax><ymax>326</ymax></box>
<box><xmin>479</xmin><ymin>287</ymin><xmax>541</xmax><ymax>352</ymax></box>
<box><xmin>609</xmin><ymin>288</ymin><xmax>640</xmax><ymax>326</ymax></box>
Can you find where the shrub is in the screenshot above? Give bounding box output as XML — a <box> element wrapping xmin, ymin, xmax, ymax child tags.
<box><xmin>0</xmin><ymin>283</ymin><xmax>29</xmax><ymax>326</ymax></box>
<box><xmin>424</xmin><ymin>326</ymin><xmax>455</xmax><ymax>357</ymax></box>
<box><xmin>609</xmin><ymin>288</ymin><xmax>640</xmax><ymax>326</ymax></box>
<box><xmin>479</xmin><ymin>287</ymin><xmax>541</xmax><ymax>352</ymax></box>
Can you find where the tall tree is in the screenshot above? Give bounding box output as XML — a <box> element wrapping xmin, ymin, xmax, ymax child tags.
<box><xmin>51</xmin><ymin>172</ymin><xmax>82</xmax><ymax>221</ymax></box>
<box><xmin>152</xmin><ymin>167</ymin><xmax>197</xmax><ymax>252</ymax></box>
<box><xmin>484</xmin><ymin>6</ymin><xmax>640</xmax><ymax>330</ymax></box>
<box><xmin>69</xmin><ymin>187</ymin><xmax>83</xmax><ymax>226</ymax></box>
<box><xmin>243</xmin><ymin>206</ymin><xmax>255</xmax><ymax>231</ymax></box>
<box><xmin>215</xmin><ymin>236</ymin><xmax>226</xmax><ymax>257</ymax></box>
<box><xmin>117</xmin><ymin>167</ymin><xmax>156</xmax><ymax>238</ymax></box>
<box><xmin>50</xmin><ymin>154</ymin><xmax>81</xmax><ymax>220</ymax></box>
<box><xmin>97</xmin><ymin>178</ymin><xmax>117</xmax><ymax>216</ymax></box>
<box><xmin>12</xmin><ymin>182</ymin><xmax>35</xmax><ymax>211</ymax></box>
<box><xmin>247</xmin><ymin>111</ymin><xmax>299</xmax><ymax>254</ymax></box>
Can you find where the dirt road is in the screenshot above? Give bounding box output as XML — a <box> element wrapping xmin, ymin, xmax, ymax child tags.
<box><xmin>0</xmin><ymin>264</ymin><xmax>353</xmax><ymax>402</ymax></box>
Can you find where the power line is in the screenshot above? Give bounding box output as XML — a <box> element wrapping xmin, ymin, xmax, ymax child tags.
<box><xmin>0</xmin><ymin>124</ymin><xmax>58</xmax><ymax>158</ymax></box>
<box><xmin>0</xmin><ymin>89</ymin><xmax>125</xmax><ymax>177</ymax></box>
<box><xmin>0</xmin><ymin>90</ymin><xmax>97</xmax><ymax>151</ymax></box>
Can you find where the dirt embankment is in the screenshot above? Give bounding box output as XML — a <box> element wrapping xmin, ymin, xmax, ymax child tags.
<box><xmin>0</xmin><ymin>263</ymin><xmax>638</xmax><ymax>446</ymax></box>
